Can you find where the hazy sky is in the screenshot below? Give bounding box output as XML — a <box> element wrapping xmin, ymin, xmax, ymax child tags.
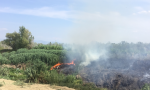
<box><xmin>0</xmin><ymin>0</ymin><xmax>150</xmax><ymax>44</ymax></box>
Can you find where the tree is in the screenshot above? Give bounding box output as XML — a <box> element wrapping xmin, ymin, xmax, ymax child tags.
<box><xmin>3</xmin><ymin>26</ymin><xmax>34</xmax><ymax>50</ymax></box>
<box><xmin>3</xmin><ymin>31</ymin><xmax>20</xmax><ymax>50</ymax></box>
<box><xmin>19</xmin><ymin>26</ymin><xmax>34</xmax><ymax>49</ymax></box>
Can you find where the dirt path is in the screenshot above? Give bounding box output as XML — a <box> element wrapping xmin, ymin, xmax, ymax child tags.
<box><xmin>0</xmin><ymin>79</ymin><xmax>75</xmax><ymax>90</ymax></box>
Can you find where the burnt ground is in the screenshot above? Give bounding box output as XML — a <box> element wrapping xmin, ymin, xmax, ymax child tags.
<box><xmin>79</xmin><ymin>59</ymin><xmax>150</xmax><ymax>90</ymax></box>
<box><xmin>56</xmin><ymin>59</ymin><xmax>150</xmax><ymax>90</ymax></box>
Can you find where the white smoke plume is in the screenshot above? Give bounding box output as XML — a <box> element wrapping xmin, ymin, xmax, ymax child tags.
<box><xmin>64</xmin><ymin>43</ymin><xmax>109</xmax><ymax>66</ymax></box>
<box><xmin>80</xmin><ymin>49</ymin><xmax>108</xmax><ymax>66</ymax></box>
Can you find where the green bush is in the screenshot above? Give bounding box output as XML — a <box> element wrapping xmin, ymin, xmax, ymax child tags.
<box><xmin>9</xmin><ymin>52</ymin><xmax>60</xmax><ymax>65</ymax></box>
<box><xmin>0</xmin><ymin>66</ymin><xmax>25</xmax><ymax>80</ymax></box>
<box><xmin>24</xmin><ymin>60</ymin><xmax>49</xmax><ymax>83</ymax></box>
<box><xmin>45</xmin><ymin>70</ymin><xmax>65</xmax><ymax>84</ymax></box>
<box><xmin>142</xmin><ymin>83</ymin><xmax>150</xmax><ymax>90</ymax></box>
<box><xmin>0</xmin><ymin>55</ymin><xmax>9</xmax><ymax>65</ymax></box>
<box><xmin>64</xmin><ymin>75</ymin><xmax>76</xmax><ymax>83</ymax></box>
<box><xmin>0</xmin><ymin>67</ymin><xmax>26</xmax><ymax>80</ymax></box>
<box><xmin>13</xmin><ymin>80</ymin><xmax>25</xmax><ymax>87</ymax></box>
<box><xmin>24</xmin><ymin>60</ymin><xmax>82</xmax><ymax>85</ymax></box>
<box><xmin>0</xmin><ymin>66</ymin><xmax>9</xmax><ymax>76</ymax></box>
<box><xmin>9</xmin><ymin>72</ymin><xmax>26</xmax><ymax>80</ymax></box>
<box><xmin>0</xmin><ymin>47</ymin><xmax>75</xmax><ymax>66</ymax></box>
<box><xmin>2</xmin><ymin>52</ymin><xmax>10</xmax><ymax>58</ymax></box>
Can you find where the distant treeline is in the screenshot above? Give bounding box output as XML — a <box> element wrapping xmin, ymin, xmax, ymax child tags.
<box><xmin>64</xmin><ymin>41</ymin><xmax>150</xmax><ymax>60</ymax></box>
<box><xmin>108</xmin><ymin>41</ymin><xmax>150</xmax><ymax>60</ymax></box>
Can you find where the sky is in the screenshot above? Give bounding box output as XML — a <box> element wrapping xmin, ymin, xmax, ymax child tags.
<box><xmin>0</xmin><ymin>0</ymin><xmax>150</xmax><ymax>44</ymax></box>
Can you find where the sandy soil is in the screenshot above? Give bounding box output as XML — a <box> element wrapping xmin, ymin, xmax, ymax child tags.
<box><xmin>0</xmin><ymin>79</ymin><xmax>75</xmax><ymax>90</ymax></box>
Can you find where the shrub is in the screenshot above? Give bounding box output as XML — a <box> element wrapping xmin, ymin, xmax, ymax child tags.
<box><xmin>64</xmin><ymin>75</ymin><xmax>76</xmax><ymax>83</ymax></box>
<box><xmin>9</xmin><ymin>52</ymin><xmax>60</xmax><ymax>65</ymax></box>
<box><xmin>0</xmin><ymin>66</ymin><xmax>9</xmax><ymax>76</ymax></box>
<box><xmin>45</xmin><ymin>70</ymin><xmax>65</xmax><ymax>84</ymax></box>
<box><xmin>24</xmin><ymin>60</ymin><xmax>49</xmax><ymax>83</ymax></box>
<box><xmin>13</xmin><ymin>80</ymin><xmax>25</xmax><ymax>88</ymax></box>
<box><xmin>0</xmin><ymin>55</ymin><xmax>9</xmax><ymax>65</ymax></box>
<box><xmin>142</xmin><ymin>83</ymin><xmax>150</xmax><ymax>90</ymax></box>
<box><xmin>9</xmin><ymin>72</ymin><xmax>26</xmax><ymax>80</ymax></box>
<box><xmin>0</xmin><ymin>67</ymin><xmax>26</xmax><ymax>80</ymax></box>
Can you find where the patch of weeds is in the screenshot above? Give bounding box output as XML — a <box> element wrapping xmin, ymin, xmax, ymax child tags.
<box><xmin>58</xmin><ymin>83</ymin><xmax>107</xmax><ymax>90</ymax></box>
<box><xmin>0</xmin><ymin>75</ymin><xmax>10</xmax><ymax>80</ymax></box>
<box><xmin>13</xmin><ymin>80</ymin><xmax>25</xmax><ymax>88</ymax></box>
<box><xmin>27</xmin><ymin>82</ymin><xmax>34</xmax><ymax>85</ymax></box>
<box><xmin>9</xmin><ymin>68</ymin><xmax>26</xmax><ymax>81</ymax></box>
<box><xmin>142</xmin><ymin>83</ymin><xmax>150</xmax><ymax>90</ymax></box>
<box><xmin>0</xmin><ymin>66</ymin><xmax>9</xmax><ymax>76</ymax></box>
<box><xmin>0</xmin><ymin>83</ymin><xmax>3</xmax><ymax>87</ymax></box>
<box><xmin>9</xmin><ymin>72</ymin><xmax>26</xmax><ymax>80</ymax></box>
<box><xmin>24</xmin><ymin>60</ymin><xmax>49</xmax><ymax>83</ymax></box>
<box><xmin>0</xmin><ymin>66</ymin><xmax>26</xmax><ymax>81</ymax></box>
<box><xmin>50</xmin><ymin>84</ymin><xmax>57</xmax><ymax>89</ymax></box>
<box><xmin>0</xmin><ymin>81</ymin><xmax>5</xmax><ymax>87</ymax></box>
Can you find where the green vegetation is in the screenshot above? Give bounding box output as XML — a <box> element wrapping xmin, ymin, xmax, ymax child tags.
<box><xmin>0</xmin><ymin>42</ymin><xmax>105</xmax><ymax>90</ymax></box>
<box><xmin>57</xmin><ymin>83</ymin><xmax>107</xmax><ymax>90</ymax></box>
<box><xmin>0</xmin><ymin>65</ymin><xmax>26</xmax><ymax>80</ymax></box>
<box><xmin>33</xmin><ymin>44</ymin><xmax>64</xmax><ymax>50</ymax></box>
<box><xmin>1</xmin><ymin>41</ymin><xmax>150</xmax><ymax>90</ymax></box>
<box><xmin>0</xmin><ymin>66</ymin><xmax>9</xmax><ymax>76</ymax></box>
<box><xmin>0</xmin><ymin>48</ymin><xmax>67</xmax><ymax>65</ymax></box>
<box><xmin>13</xmin><ymin>80</ymin><xmax>25</xmax><ymax>88</ymax></box>
<box><xmin>142</xmin><ymin>84</ymin><xmax>150</xmax><ymax>90</ymax></box>
<box><xmin>107</xmin><ymin>41</ymin><xmax>150</xmax><ymax>59</ymax></box>
<box><xmin>0</xmin><ymin>61</ymin><xmax>104</xmax><ymax>90</ymax></box>
<box><xmin>1</xmin><ymin>26</ymin><xmax>150</xmax><ymax>90</ymax></box>
<box><xmin>0</xmin><ymin>83</ymin><xmax>3</xmax><ymax>87</ymax></box>
<box><xmin>1</xmin><ymin>41</ymin><xmax>150</xmax><ymax>89</ymax></box>
<box><xmin>2</xmin><ymin>26</ymin><xmax>34</xmax><ymax>50</ymax></box>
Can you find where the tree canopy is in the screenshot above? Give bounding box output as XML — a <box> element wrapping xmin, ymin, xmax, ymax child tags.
<box><xmin>2</xmin><ymin>26</ymin><xmax>34</xmax><ymax>50</ymax></box>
